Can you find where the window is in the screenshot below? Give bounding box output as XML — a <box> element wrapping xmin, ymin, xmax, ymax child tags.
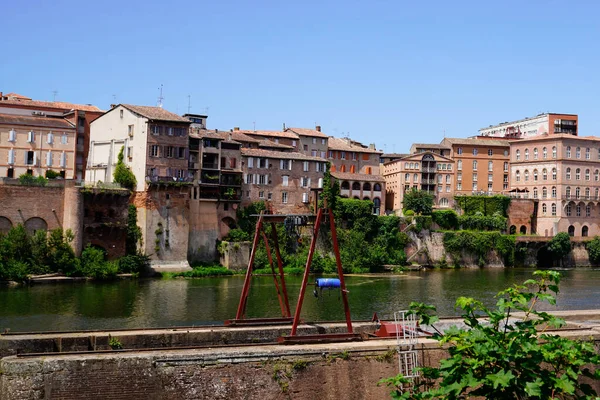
<box><xmin>488</xmin><ymin>149</ymin><xmax>493</xmax><ymax>156</ymax></box>
<box><xmin>586</xmin><ymin>205</ymin><xmax>591</xmax><ymax>217</ymax></box>
<box><xmin>472</xmin><ymin>182</ymin><xmax>477</xmax><ymax>191</ymax></box>
<box><xmin>446</xmin><ymin>175</ymin><xmax>450</xmax><ymax>184</ymax></box>
<box><xmin>552</xmin><ymin>146</ymin><xmax>557</xmax><ymax>159</ymax></box>
<box><xmin>542</xmin><ymin>203</ymin><xmax>547</xmax><ymax>214</ymax></box>
<box><xmin>473</xmin><ymin>173</ymin><xmax>478</xmax><ymax>182</ymax></box>
<box><xmin>576</xmin><ymin>187</ymin><xmax>581</xmax><ymax>199</ymax></box>
<box><xmin>259</xmin><ymin>175</ymin><xmax>267</xmax><ymax>185</ymax></box>
<box><xmin>248</xmin><ymin>157</ymin><xmax>254</xmax><ymax>168</ymax></box>
<box><xmin>27</xmin><ymin>131</ymin><xmax>35</xmax><ymax>143</ymax></box>
<box><xmin>341</xmin><ymin>151</ymin><xmax>346</xmax><ymax>160</ymax></box>
<box><xmin>301</xmin><ymin>177</ymin><xmax>310</xmax><ymax>188</ymax></box>
<box><xmin>533</xmin><ymin>169</ymin><xmax>538</xmax><ymax>181</ymax></box>
<box><xmin>259</xmin><ymin>191</ymin><xmax>264</xmax><ymax>199</ymax></box>
<box><xmin>576</xmin><ymin>168</ymin><xmax>581</xmax><ymax>180</ymax></box>
<box><xmin>524</xmin><ymin>149</ymin><xmax>529</xmax><ymax>160</ymax></box>
<box><xmin>472</xmin><ymin>148</ymin><xmax>478</xmax><ymax>156</ymax></box>
<box><xmin>457</xmin><ymin>172</ymin><xmax>462</xmax><ymax>181</ymax></box>
<box><xmin>552</xmin><ymin>186</ymin><xmax>557</xmax><ymax>198</ymax></box>
<box><xmin>438</xmin><ymin>185</ymin><xmax>442</xmax><ymax>192</ymax></box>
<box><xmin>533</xmin><ymin>187</ymin><xmax>538</xmax><ymax>198</ymax></box>
<box><xmin>312</xmin><ymin>138</ymin><xmax>316</xmax><ymax>144</ymax></box>
<box><xmin>280</xmin><ymin>159</ymin><xmax>291</xmax><ymax>170</ymax></box>
<box><xmin>516</xmin><ymin>170</ymin><xmax>520</xmax><ymax>182</ymax></box>
<box><xmin>128</xmin><ymin>146</ymin><xmax>133</xmax><ymax>159</ymax></box>
<box><xmin>566</xmin><ymin>167</ymin><xmax>571</xmax><ymax>180</ymax></box>
<box><xmin>566</xmin><ymin>204</ymin><xmax>572</xmax><ymax>217</ymax></box>
<box><xmin>60</xmin><ymin>152</ymin><xmax>67</xmax><ymax>168</ymax></box>
<box><xmin>552</xmin><ymin>168</ymin><xmax>557</xmax><ymax>180</ymax></box>
<box><xmin>352</xmin><ymin>152</ymin><xmax>357</xmax><ymax>160</ymax></box>
<box><xmin>473</xmin><ymin>160</ymin><xmax>477</xmax><ymax>170</ymax></box>
<box><xmin>576</xmin><ymin>205</ymin><xmax>581</xmax><ymax>217</ymax></box>
<box><xmin>128</xmin><ymin>125</ymin><xmax>134</xmax><ymax>137</ymax></box>
<box><xmin>320</xmin><ymin>151</ymin><xmax>326</xmax><ymax>158</ymax></box>
<box><xmin>533</xmin><ymin>148</ymin><xmax>538</xmax><ymax>159</ymax></box>
<box><xmin>516</xmin><ymin>150</ymin><xmax>520</xmax><ymax>161</ymax></box>
<box><xmin>47</xmin><ymin>132</ymin><xmax>54</xmax><ymax>144</ymax></box>
<box><xmin>282</xmin><ymin>175</ymin><xmax>289</xmax><ymax>186</ymax></box>
<box><xmin>457</xmin><ymin>182</ymin><xmax>462</xmax><ymax>190</ymax></box>
<box><xmin>151</xmin><ymin>125</ymin><xmax>160</xmax><ymax>135</ymax></box>
<box><xmin>503</xmin><ymin>174</ymin><xmax>508</xmax><ymax>183</ymax></box>
<box><xmin>586</xmin><ymin>187</ymin><xmax>591</xmax><ymax>199</ymax></box>
<box><xmin>167</xmin><ymin>127</ymin><xmax>174</xmax><ymax>136</ymax></box>
<box><xmin>178</xmin><ymin>147</ymin><xmax>186</xmax><ymax>158</ymax></box>
<box><xmin>46</xmin><ymin>151</ymin><xmax>52</xmax><ymax>166</ymax></box>
<box><xmin>318</xmin><ymin>178</ymin><xmax>323</xmax><ymax>188</ymax></box>
<box><xmin>281</xmin><ymin>192</ymin><xmax>288</xmax><ymax>203</ymax></box>
<box><xmin>275</xmin><ymin>139</ymin><xmax>279</xmax><ymax>144</ymax></box>
<box><xmin>166</xmin><ymin>146</ymin><xmax>174</xmax><ymax>158</ymax></box>
<box><xmin>586</xmin><ymin>169</ymin><xmax>590</xmax><ymax>181</ymax></box>
<box><xmin>405</xmin><ymin>173</ymin><xmax>410</xmax><ymax>181</ymax></box>
<box><xmin>576</xmin><ymin>147</ymin><xmax>581</xmax><ymax>159</ymax></box>
<box><xmin>150</xmin><ymin>145</ymin><xmax>159</xmax><ymax>157</ymax></box>
<box><xmin>566</xmin><ymin>186</ymin><xmax>571</xmax><ymax>198</ymax></box>
<box><xmin>437</xmin><ymin>175</ymin><xmax>443</xmax><ymax>184</ymax></box>
<box><xmin>457</xmin><ymin>160</ymin><xmax>462</xmax><ymax>170</ymax></box>
<box><xmin>120</xmin><ymin>109</ymin><xmax>124</xmax><ymax>118</ymax></box>
<box><xmin>457</xmin><ymin>147</ymin><xmax>463</xmax><ymax>155</ymax></box>
<box><xmin>311</xmin><ymin>150</ymin><xmax>317</xmax><ymax>157</ymax></box>
<box><xmin>596</xmin><ymin>170</ymin><xmax>599</xmax><ymax>181</ymax></box>
<box><xmin>542</xmin><ymin>187</ymin><xmax>547</xmax><ymax>198</ymax></box>
<box><xmin>542</xmin><ymin>168</ymin><xmax>547</xmax><ymax>180</ymax></box>
<box><xmin>302</xmin><ymin>192</ymin><xmax>309</xmax><ymax>203</ymax></box>
<box><xmin>447</xmin><ymin>185</ymin><xmax>451</xmax><ymax>192</ymax></box>
<box><xmin>328</xmin><ymin>150</ymin><xmax>333</xmax><ymax>158</ymax></box>
<box><xmin>586</xmin><ymin>148</ymin><xmax>591</xmax><ymax>159</ymax></box>
<box><xmin>487</xmin><ymin>183</ymin><xmax>493</xmax><ymax>192</ymax></box>
<box><xmin>303</xmin><ymin>144</ymin><xmax>308</xmax><ymax>151</ymax></box>
<box><xmin>230</xmin><ymin>158</ymin><xmax>237</xmax><ymax>169</ymax></box>
<box><xmin>566</xmin><ymin>146</ymin><xmax>571</xmax><ymax>158</ymax></box>
<box><xmin>543</xmin><ymin>147</ymin><xmax>547</xmax><ymax>159</ymax></box>
<box><xmin>321</xmin><ymin>138</ymin><xmax>326</xmax><ymax>145</ymax></box>
<box><xmin>303</xmin><ymin>161</ymin><xmax>309</xmax><ymax>171</ymax></box>
<box><xmin>503</xmin><ymin>162</ymin><xmax>508</xmax><ymax>172</ymax></box>
<box><xmin>552</xmin><ymin>203</ymin><xmax>556</xmax><ymax>216</ymax></box>
<box><xmin>8</xmin><ymin>129</ymin><xmax>16</xmax><ymax>142</ymax></box>
<box><xmin>524</xmin><ymin>170</ymin><xmax>529</xmax><ymax>181</ymax></box>
<box><xmin>488</xmin><ymin>173</ymin><xmax>492</xmax><ymax>182</ymax></box>
<box><xmin>292</xmin><ymin>140</ymin><xmax>296</xmax><ymax>147</ymax></box>
<box><xmin>413</xmin><ymin>173</ymin><xmax>419</xmax><ymax>182</ymax></box>
<box><xmin>597</xmin><ymin>188</ymin><xmax>600</xmax><ymax>200</ymax></box>
<box><xmin>488</xmin><ymin>161</ymin><xmax>493</xmax><ymax>171</ymax></box>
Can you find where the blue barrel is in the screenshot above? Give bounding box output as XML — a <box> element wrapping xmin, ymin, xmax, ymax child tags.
<box><xmin>315</xmin><ymin>278</ymin><xmax>341</xmax><ymax>288</ymax></box>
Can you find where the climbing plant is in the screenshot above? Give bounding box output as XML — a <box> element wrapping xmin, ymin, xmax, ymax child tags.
<box><xmin>113</xmin><ymin>146</ymin><xmax>136</xmax><ymax>190</ymax></box>
<box><xmin>454</xmin><ymin>195</ymin><xmax>510</xmax><ymax>217</ymax></box>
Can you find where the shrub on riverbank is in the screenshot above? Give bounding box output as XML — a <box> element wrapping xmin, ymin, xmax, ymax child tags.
<box><xmin>443</xmin><ymin>231</ymin><xmax>516</xmax><ymax>267</ymax></box>
<box><xmin>166</xmin><ymin>265</ymin><xmax>235</xmax><ymax>278</ymax></box>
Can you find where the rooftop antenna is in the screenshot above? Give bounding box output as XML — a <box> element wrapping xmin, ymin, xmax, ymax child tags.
<box><xmin>52</xmin><ymin>90</ymin><xmax>58</xmax><ymax>101</ymax></box>
<box><xmin>253</xmin><ymin>121</ymin><xmax>256</xmax><ymax>131</ymax></box>
<box><xmin>112</xmin><ymin>94</ymin><xmax>117</xmax><ymax>103</ymax></box>
<box><xmin>157</xmin><ymin>84</ymin><xmax>164</xmax><ymax>108</ymax></box>
<box><xmin>187</xmin><ymin>95</ymin><xmax>191</xmax><ymax>114</ymax></box>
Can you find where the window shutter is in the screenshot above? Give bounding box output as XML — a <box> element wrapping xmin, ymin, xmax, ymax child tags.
<box><xmin>9</xmin><ymin>129</ymin><xmax>15</xmax><ymax>142</ymax></box>
<box><xmin>8</xmin><ymin>149</ymin><xmax>14</xmax><ymax>165</ymax></box>
<box><xmin>47</xmin><ymin>132</ymin><xmax>54</xmax><ymax>144</ymax></box>
<box><xmin>288</xmin><ymin>160</ymin><xmax>292</xmax><ymax>170</ymax></box>
<box><xmin>308</xmin><ymin>178</ymin><xmax>311</xmax><ymax>187</ymax></box>
<box><xmin>248</xmin><ymin>157</ymin><xmax>253</xmax><ymax>168</ymax></box>
<box><xmin>280</xmin><ymin>160</ymin><xmax>283</xmax><ymax>169</ymax></box>
<box><xmin>61</xmin><ymin>152</ymin><xmax>66</xmax><ymax>167</ymax></box>
<box><xmin>47</xmin><ymin>152</ymin><xmax>52</xmax><ymax>166</ymax></box>
<box><xmin>24</xmin><ymin>151</ymin><xmax>28</xmax><ymax>164</ymax></box>
<box><xmin>33</xmin><ymin>152</ymin><xmax>37</xmax><ymax>166</ymax></box>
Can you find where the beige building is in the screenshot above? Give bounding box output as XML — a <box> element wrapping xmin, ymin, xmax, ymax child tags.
<box><xmin>509</xmin><ymin>134</ymin><xmax>600</xmax><ymax>237</ymax></box>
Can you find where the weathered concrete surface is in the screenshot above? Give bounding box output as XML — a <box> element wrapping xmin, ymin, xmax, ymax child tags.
<box><xmin>0</xmin><ymin>321</ymin><xmax>378</xmax><ymax>358</ymax></box>
<box><xmin>220</xmin><ymin>241</ymin><xmax>251</xmax><ymax>270</ymax></box>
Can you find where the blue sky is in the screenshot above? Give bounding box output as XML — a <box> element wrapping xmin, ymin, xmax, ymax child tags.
<box><xmin>3</xmin><ymin>1</ymin><xmax>600</xmax><ymax>152</ymax></box>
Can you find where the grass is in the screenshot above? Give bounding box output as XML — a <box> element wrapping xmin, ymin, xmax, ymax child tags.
<box><xmin>253</xmin><ymin>267</ymin><xmax>304</xmax><ymax>275</ymax></box>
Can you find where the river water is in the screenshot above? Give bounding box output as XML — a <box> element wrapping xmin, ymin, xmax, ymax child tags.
<box><xmin>1</xmin><ymin>268</ymin><xmax>600</xmax><ymax>333</ymax></box>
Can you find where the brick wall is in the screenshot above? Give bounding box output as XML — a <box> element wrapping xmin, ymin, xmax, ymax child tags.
<box><xmin>82</xmin><ymin>189</ymin><xmax>129</xmax><ymax>259</ymax></box>
<box><xmin>507</xmin><ymin>198</ymin><xmax>537</xmax><ymax>235</ymax></box>
<box><xmin>0</xmin><ymin>182</ymin><xmax>66</xmax><ymax>232</ymax></box>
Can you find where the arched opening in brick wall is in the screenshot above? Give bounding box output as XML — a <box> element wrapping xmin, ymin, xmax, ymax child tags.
<box><xmin>24</xmin><ymin>217</ymin><xmax>48</xmax><ymax>235</ymax></box>
<box><xmin>352</xmin><ymin>182</ymin><xmax>361</xmax><ymax>191</ymax></box>
<box><xmin>582</xmin><ymin>225</ymin><xmax>589</xmax><ymax>237</ymax></box>
<box><xmin>0</xmin><ymin>216</ymin><xmax>13</xmax><ymax>234</ymax></box>
<box><xmin>509</xmin><ymin>225</ymin><xmax>516</xmax><ymax>235</ymax></box>
<box><xmin>568</xmin><ymin>225</ymin><xmax>575</xmax><ymax>237</ymax></box>
<box><xmin>520</xmin><ymin>225</ymin><xmax>527</xmax><ymax>235</ymax></box>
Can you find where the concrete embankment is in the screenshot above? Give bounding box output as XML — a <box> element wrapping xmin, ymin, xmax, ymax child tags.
<box><xmin>2</xmin><ymin>312</ymin><xmax>600</xmax><ymax>399</ymax></box>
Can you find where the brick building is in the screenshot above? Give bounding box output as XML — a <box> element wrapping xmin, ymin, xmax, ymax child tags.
<box><xmin>86</xmin><ymin>104</ymin><xmax>192</xmax><ymax>191</ymax></box>
<box><xmin>327</xmin><ymin>137</ymin><xmax>385</xmax><ymax>214</ymax></box>
<box><xmin>0</xmin><ymin>92</ymin><xmax>103</xmax><ymax>180</ymax></box>
<box><xmin>479</xmin><ymin>113</ymin><xmax>578</xmax><ymax>138</ymax></box>
<box><xmin>509</xmin><ymin>134</ymin><xmax>600</xmax><ymax>237</ymax></box>
<box><xmin>383</xmin><ymin>152</ymin><xmax>455</xmax><ymax>213</ymax></box>
<box><xmin>440</xmin><ymin>137</ymin><xmax>510</xmax><ymax>196</ymax></box>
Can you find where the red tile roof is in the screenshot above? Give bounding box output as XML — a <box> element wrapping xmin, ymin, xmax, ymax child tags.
<box><xmin>190</xmin><ymin>129</ymin><xmax>260</xmax><ymax>143</ymax></box>
<box><xmin>331</xmin><ymin>171</ymin><xmax>385</xmax><ymax>183</ymax></box>
<box><xmin>237</xmin><ymin>129</ymin><xmax>300</xmax><ymax>140</ymax></box>
<box><xmin>3</xmin><ymin>93</ymin><xmax>31</xmax><ymax>99</ymax></box>
<box><xmin>241</xmin><ymin>148</ymin><xmax>324</xmax><ymax>161</ymax></box>
<box><xmin>258</xmin><ymin>139</ymin><xmax>294</xmax><ymax>150</ymax></box>
<box><xmin>121</xmin><ymin>104</ymin><xmax>190</xmax><ymax>123</ymax></box>
<box><xmin>286</xmin><ymin>127</ymin><xmax>328</xmax><ymax>138</ymax></box>
<box><xmin>0</xmin><ymin>98</ymin><xmax>102</xmax><ymax>112</ymax></box>
<box><xmin>0</xmin><ymin>113</ymin><xmax>75</xmax><ymax>129</ymax></box>
<box><xmin>327</xmin><ymin>137</ymin><xmax>382</xmax><ymax>154</ymax></box>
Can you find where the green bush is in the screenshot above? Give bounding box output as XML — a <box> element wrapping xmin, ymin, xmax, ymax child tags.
<box><xmin>113</xmin><ymin>146</ymin><xmax>136</xmax><ymax>190</ymax></box>
<box><xmin>78</xmin><ymin>246</ymin><xmax>118</xmax><ymax>280</ymax></box>
<box><xmin>587</xmin><ymin>236</ymin><xmax>600</xmax><ymax>264</ymax></box>
<box><xmin>458</xmin><ymin>214</ymin><xmax>507</xmax><ymax>231</ymax></box>
<box><xmin>171</xmin><ymin>266</ymin><xmax>234</xmax><ymax>278</ymax></box>
<box><xmin>403</xmin><ymin>189</ymin><xmax>434</xmax><ymax>215</ymax></box>
<box><xmin>18</xmin><ymin>174</ymin><xmax>48</xmax><ymax>186</ymax></box>
<box><xmin>454</xmin><ymin>194</ymin><xmax>510</xmax><ymax>216</ymax></box>
<box><xmin>432</xmin><ymin>210</ymin><xmax>459</xmax><ymax>230</ymax></box>
<box><xmin>118</xmin><ymin>253</ymin><xmax>150</xmax><ymax>274</ymax></box>
<box><xmin>224</xmin><ymin>228</ymin><xmax>250</xmax><ymax>242</ymax></box>
<box><xmin>403</xmin><ymin>210</ymin><xmax>415</xmax><ymax>217</ymax></box>
<box><xmin>548</xmin><ymin>232</ymin><xmax>571</xmax><ymax>266</ymax></box>
<box><xmin>415</xmin><ymin>215</ymin><xmax>432</xmax><ymax>231</ymax></box>
<box><xmin>443</xmin><ymin>231</ymin><xmax>515</xmax><ymax>267</ymax></box>
<box><xmin>382</xmin><ymin>271</ymin><xmax>600</xmax><ymax>399</ymax></box>
<box><xmin>45</xmin><ymin>170</ymin><xmax>60</xmax><ymax>179</ymax></box>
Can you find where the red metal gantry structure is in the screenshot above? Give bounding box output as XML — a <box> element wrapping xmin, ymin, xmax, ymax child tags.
<box><xmin>226</xmin><ymin>194</ymin><xmax>359</xmax><ymax>344</ymax></box>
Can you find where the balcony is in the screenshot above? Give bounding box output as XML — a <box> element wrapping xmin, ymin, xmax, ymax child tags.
<box><xmin>188</xmin><ymin>162</ymin><xmax>199</xmax><ymax>169</ymax></box>
<box><xmin>201</xmin><ymin>163</ymin><xmax>219</xmax><ymax>170</ymax></box>
<box><xmin>77</xmin><ymin>143</ymin><xmax>85</xmax><ymax>152</ymax></box>
<box><xmin>422</xmin><ymin>167</ymin><xmax>436</xmax><ymax>173</ymax></box>
<box><xmin>220</xmin><ymin>175</ymin><xmax>242</xmax><ymax>187</ymax></box>
<box><xmin>200</xmin><ymin>172</ymin><xmax>220</xmax><ymax>185</ymax></box>
<box><xmin>146</xmin><ymin>176</ymin><xmax>193</xmax><ymax>184</ymax></box>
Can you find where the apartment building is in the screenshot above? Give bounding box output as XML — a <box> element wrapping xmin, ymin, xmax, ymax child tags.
<box><xmin>509</xmin><ymin>134</ymin><xmax>600</xmax><ymax>237</ymax></box>
<box><xmin>241</xmin><ymin>148</ymin><xmax>326</xmax><ymax>214</ymax></box>
<box><xmin>440</xmin><ymin>138</ymin><xmax>510</xmax><ymax>196</ymax></box>
<box><xmin>327</xmin><ymin>137</ymin><xmax>385</xmax><ymax>214</ymax></box>
<box><xmin>383</xmin><ymin>152</ymin><xmax>455</xmax><ymax>213</ymax></box>
<box><xmin>479</xmin><ymin>113</ymin><xmax>578</xmax><ymax>138</ymax></box>
<box><xmin>234</xmin><ymin>125</ymin><xmax>329</xmax><ymax>157</ymax></box>
<box><xmin>86</xmin><ymin>104</ymin><xmax>191</xmax><ymax>191</ymax></box>
<box><xmin>0</xmin><ymin>92</ymin><xmax>103</xmax><ymax>180</ymax></box>
<box><xmin>0</xmin><ymin>114</ymin><xmax>77</xmax><ymax>179</ymax></box>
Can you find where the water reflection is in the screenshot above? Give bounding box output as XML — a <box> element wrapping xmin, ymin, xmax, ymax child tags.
<box><xmin>1</xmin><ymin>268</ymin><xmax>600</xmax><ymax>332</ymax></box>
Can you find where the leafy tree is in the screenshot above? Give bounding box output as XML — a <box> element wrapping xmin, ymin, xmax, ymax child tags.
<box><xmin>47</xmin><ymin>228</ymin><xmax>78</xmax><ymax>275</ymax></box>
<box><xmin>381</xmin><ymin>270</ymin><xmax>600</xmax><ymax>399</ymax></box>
<box><xmin>548</xmin><ymin>232</ymin><xmax>571</xmax><ymax>266</ymax></box>
<box><xmin>320</xmin><ymin>166</ymin><xmax>340</xmax><ymax>211</ymax></box>
<box><xmin>113</xmin><ymin>146</ymin><xmax>137</xmax><ymax>190</ymax></box>
<box><xmin>236</xmin><ymin>201</ymin><xmax>266</xmax><ymax>235</ymax></box>
<box><xmin>126</xmin><ymin>205</ymin><xmax>143</xmax><ymax>255</ymax></box>
<box><xmin>587</xmin><ymin>236</ymin><xmax>600</xmax><ymax>264</ymax></box>
<box><xmin>403</xmin><ymin>189</ymin><xmax>434</xmax><ymax>215</ymax></box>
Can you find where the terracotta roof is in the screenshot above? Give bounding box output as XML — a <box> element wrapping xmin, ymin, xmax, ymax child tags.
<box><xmin>241</xmin><ymin>148</ymin><xmax>324</xmax><ymax>161</ymax></box>
<box><xmin>286</xmin><ymin>127</ymin><xmax>328</xmax><ymax>138</ymax></box>
<box><xmin>328</xmin><ymin>137</ymin><xmax>382</xmax><ymax>154</ymax></box>
<box><xmin>120</xmin><ymin>104</ymin><xmax>190</xmax><ymax>123</ymax></box>
<box><xmin>411</xmin><ymin>143</ymin><xmax>450</xmax><ymax>150</ymax></box>
<box><xmin>191</xmin><ymin>129</ymin><xmax>260</xmax><ymax>144</ymax></box>
<box><xmin>3</xmin><ymin>93</ymin><xmax>31</xmax><ymax>99</ymax></box>
<box><xmin>190</xmin><ymin>129</ymin><xmax>225</xmax><ymax>140</ymax></box>
<box><xmin>331</xmin><ymin>171</ymin><xmax>385</xmax><ymax>183</ymax></box>
<box><xmin>441</xmin><ymin>137</ymin><xmax>510</xmax><ymax>147</ymax></box>
<box><xmin>258</xmin><ymin>139</ymin><xmax>294</xmax><ymax>150</ymax></box>
<box><xmin>381</xmin><ymin>153</ymin><xmax>409</xmax><ymax>158</ymax></box>
<box><xmin>0</xmin><ymin>113</ymin><xmax>75</xmax><ymax>129</ymax></box>
<box><xmin>236</xmin><ymin>129</ymin><xmax>300</xmax><ymax>140</ymax></box>
<box><xmin>0</xmin><ymin>98</ymin><xmax>102</xmax><ymax>112</ymax></box>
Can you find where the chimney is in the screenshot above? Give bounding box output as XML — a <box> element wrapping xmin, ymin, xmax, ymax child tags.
<box><xmin>369</xmin><ymin>143</ymin><xmax>376</xmax><ymax>150</ymax></box>
<box><xmin>234</xmin><ymin>127</ymin><xmax>240</xmax><ymax>131</ymax></box>
<box><xmin>229</xmin><ymin>132</ymin><xmax>233</xmax><ymax>141</ymax></box>
<box><xmin>315</xmin><ymin>125</ymin><xmax>321</xmax><ymax>132</ymax></box>
<box><xmin>110</xmin><ymin>104</ymin><xmax>117</xmax><ymax>109</ymax></box>
<box><xmin>283</xmin><ymin>123</ymin><xmax>286</xmax><ymax>131</ymax></box>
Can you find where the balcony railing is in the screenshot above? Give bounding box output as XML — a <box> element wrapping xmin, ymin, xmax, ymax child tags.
<box><xmin>146</xmin><ymin>176</ymin><xmax>193</xmax><ymax>183</ymax></box>
<box><xmin>188</xmin><ymin>162</ymin><xmax>199</xmax><ymax>169</ymax></box>
<box><xmin>201</xmin><ymin>163</ymin><xmax>219</xmax><ymax>170</ymax></box>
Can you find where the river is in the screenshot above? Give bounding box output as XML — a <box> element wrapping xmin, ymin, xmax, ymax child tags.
<box><xmin>1</xmin><ymin>268</ymin><xmax>600</xmax><ymax>332</ymax></box>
